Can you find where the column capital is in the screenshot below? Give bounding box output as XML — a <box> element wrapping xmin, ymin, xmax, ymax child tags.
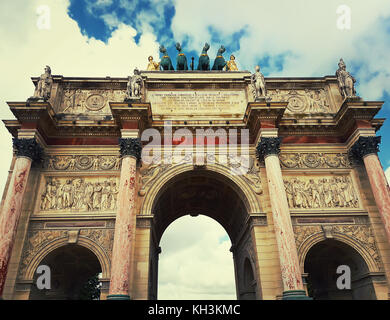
<box><xmin>119</xmin><ymin>138</ymin><xmax>142</xmax><ymax>162</ymax></box>
<box><xmin>256</xmin><ymin>137</ymin><xmax>282</xmax><ymax>161</ymax></box>
<box><xmin>349</xmin><ymin>136</ymin><xmax>381</xmax><ymax>161</ymax></box>
<box><xmin>12</xmin><ymin>138</ymin><xmax>43</xmax><ymax>163</ymax></box>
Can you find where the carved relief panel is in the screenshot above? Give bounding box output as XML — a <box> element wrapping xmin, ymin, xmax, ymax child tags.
<box><xmin>268</xmin><ymin>89</ymin><xmax>332</xmax><ymax>114</ymax></box>
<box><xmin>36</xmin><ymin>175</ymin><xmax>120</xmax><ymax>214</ymax></box>
<box><xmin>283</xmin><ymin>174</ymin><xmax>360</xmax><ymax>210</ymax></box>
<box><xmin>58</xmin><ymin>89</ymin><xmax>126</xmax><ymax>114</ymax></box>
<box><xmin>43</xmin><ymin>155</ymin><xmax>121</xmax><ymax>171</ymax></box>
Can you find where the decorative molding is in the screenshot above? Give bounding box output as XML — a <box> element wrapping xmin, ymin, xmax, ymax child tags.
<box><xmin>12</xmin><ymin>138</ymin><xmax>44</xmax><ymax>163</ymax></box>
<box><xmin>280</xmin><ymin>152</ymin><xmax>351</xmax><ymax>169</ymax></box>
<box><xmin>256</xmin><ymin>137</ymin><xmax>282</xmax><ymax>161</ymax></box>
<box><xmin>43</xmin><ymin>155</ymin><xmax>121</xmax><ymax>171</ymax></box>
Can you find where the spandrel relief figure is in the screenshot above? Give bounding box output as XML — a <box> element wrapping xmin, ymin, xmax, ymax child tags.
<box><xmin>283</xmin><ymin>176</ymin><xmax>359</xmax><ymax>209</ymax></box>
<box><xmin>251</xmin><ymin>65</ymin><xmax>267</xmax><ymax>100</ymax></box>
<box><xmin>29</xmin><ymin>65</ymin><xmax>53</xmax><ymax>101</ymax></box>
<box><xmin>336</xmin><ymin>58</ymin><xmax>357</xmax><ymax>98</ymax></box>
<box><xmin>147</xmin><ymin>56</ymin><xmax>160</xmax><ymax>71</ymax></box>
<box><xmin>125</xmin><ymin>68</ymin><xmax>143</xmax><ymax>101</ymax></box>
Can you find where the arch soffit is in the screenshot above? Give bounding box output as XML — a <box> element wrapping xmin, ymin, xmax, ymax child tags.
<box><xmin>140</xmin><ymin>162</ymin><xmax>261</xmax><ymax>215</ymax></box>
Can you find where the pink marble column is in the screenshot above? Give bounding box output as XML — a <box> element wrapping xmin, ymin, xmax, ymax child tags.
<box><xmin>0</xmin><ymin>134</ymin><xmax>46</xmax><ymax>298</ymax></box>
<box><xmin>108</xmin><ymin>138</ymin><xmax>141</xmax><ymax>300</ymax></box>
<box><xmin>257</xmin><ymin>137</ymin><xmax>308</xmax><ymax>299</ymax></box>
<box><xmin>351</xmin><ymin>136</ymin><xmax>390</xmax><ymax>245</ymax></box>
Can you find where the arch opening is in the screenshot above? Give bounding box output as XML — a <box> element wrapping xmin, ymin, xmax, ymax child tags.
<box><xmin>29</xmin><ymin>244</ymin><xmax>102</xmax><ymax>300</ymax></box>
<box><xmin>148</xmin><ymin>169</ymin><xmax>258</xmax><ymax>300</ymax></box>
<box><xmin>304</xmin><ymin>239</ymin><xmax>376</xmax><ymax>300</ymax></box>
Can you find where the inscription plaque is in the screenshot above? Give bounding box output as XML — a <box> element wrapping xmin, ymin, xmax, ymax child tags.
<box><xmin>147</xmin><ymin>90</ymin><xmax>247</xmax><ymax>118</ymax></box>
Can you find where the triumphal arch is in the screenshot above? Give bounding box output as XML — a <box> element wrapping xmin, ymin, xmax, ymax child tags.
<box><xmin>1</xmin><ymin>54</ymin><xmax>390</xmax><ymax>300</ymax></box>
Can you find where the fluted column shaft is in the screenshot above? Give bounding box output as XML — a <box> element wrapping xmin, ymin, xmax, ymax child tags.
<box><xmin>0</xmin><ymin>138</ymin><xmax>42</xmax><ymax>297</ymax></box>
<box><xmin>108</xmin><ymin>138</ymin><xmax>141</xmax><ymax>300</ymax></box>
<box><xmin>257</xmin><ymin>138</ymin><xmax>308</xmax><ymax>299</ymax></box>
<box><xmin>350</xmin><ymin>136</ymin><xmax>390</xmax><ymax>245</ymax></box>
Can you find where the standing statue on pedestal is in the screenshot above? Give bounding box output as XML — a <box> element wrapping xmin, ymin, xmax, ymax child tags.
<box><xmin>159</xmin><ymin>45</ymin><xmax>174</xmax><ymax>70</ymax></box>
<box><xmin>28</xmin><ymin>65</ymin><xmax>53</xmax><ymax>101</ymax></box>
<box><xmin>336</xmin><ymin>58</ymin><xmax>357</xmax><ymax>98</ymax></box>
<box><xmin>125</xmin><ymin>68</ymin><xmax>143</xmax><ymax>101</ymax></box>
<box><xmin>146</xmin><ymin>56</ymin><xmax>160</xmax><ymax>71</ymax></box>
<box><xmin>251</xmin><ymin>65</ymin><xmax>267</xmax><ymax>100</ymax></box>
<box><xmin>212</xmin><ymin>45</ymin><xmax>226</xmax><ymax>70</ymax></box>
<box><xmin>226</xmin><ymin>54</ymin><xmax>238</xmax><ymax>71</ymax></box>
<box><xmin>175</xmin><ymin>42</ymin><xmax>188</xmax><ymax>70</ymax></box>
<box><xmin>197</xmin><ymin>42</ymin><xmax>210</xmax><ymax>71</ymax></box>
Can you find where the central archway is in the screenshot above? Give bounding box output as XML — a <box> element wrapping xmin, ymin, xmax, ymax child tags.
<box><xmin>147</xmin><ymin>168</ymin><xmax>261</xmax><ymax>300</ymax></box>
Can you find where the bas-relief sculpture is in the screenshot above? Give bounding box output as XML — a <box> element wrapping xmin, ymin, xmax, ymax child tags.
<box><xmin>284</xmin><ymin>175</ymin><xmax>359</xmax><ymax>209</ymax></box>
<box><xmin>60</xmin><ymin>89</ymin><xmax>126</xmax><ymax>114</ymax></box>
<box><xmin>28</xmin><ymin>65</ymin><xmax>53</xmax><ymax>101</ymax></box>
<box><xmin>268</xmin><ymin>88</ymin><xmax>331</xmax><ymax>113</ymax></box>
<box><xmin>39</xmin><ymin>176</ymin><xmax>120</xmax><ymax>213</ymax></box>
<box><xmin>44</xmin><ymin>155</ymin><xmax>120</xmax><ymax>171</ymax></box>
<box><xmin>279</xmin><ymin>153</ymin><xmax>351</xmax><ymax>169</ymax></box>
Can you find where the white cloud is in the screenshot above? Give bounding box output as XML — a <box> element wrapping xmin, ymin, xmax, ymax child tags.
<box><xmin>158</xmin><ymin>215</ymin><xmax>236</xmax><ymax>300</ymax></box>
<box><xmin>0</xmin><ymin>0</ymin><xmax>160</xmax><ymax>200</ymax></box>
<box><xmin>385</xmin><ymin>167</ymin><xmax>390</xmax><ymax>185</ymax></box>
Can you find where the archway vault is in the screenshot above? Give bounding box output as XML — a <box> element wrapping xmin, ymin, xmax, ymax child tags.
<box><xmin>144</xmin><ymin>164</ymin><xmax>260</xmax><ymax>245</ymax></box>
<box><xmin>140</xmin><ymin>163</ymin><xmax>262</xmax><ymax>219</ymax></box>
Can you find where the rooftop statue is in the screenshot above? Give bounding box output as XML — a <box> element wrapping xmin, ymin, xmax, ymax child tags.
<box><xmin>226</xmin><ymin>54</ymin><xmax>238</xmax><ymax>71</ymax></box>
<box><xmin>197</xmin><ymin>42</ymin><xmax>210</xmax><ymax>71</ymax></box>
<box><xmin>251</xmin><ymin>65</ymin><xmax>267</xmax><ymax>100</ymax></box>
<box><xmin>212</xmin><ymin>45</ymin><xmax>227</xmax><ymax>70</ymax></box>
<box><xmin>146</xmin><ymin>56</ymin><xmax>160</xmax><ymax>71</ymax></box>
<box><xmin>28</xmin><ymin>65</ymin><xmax>53</xmax><ymax>101</ymax></box>
<box><xmin>336</xmin><ymin>58</ymin><xmax>357</xmax><ymax>98</ymax></box>
<box><xmin>175</xmin><ymin>42</ymin><xmax>188</xmax><ymax>70</ymax></box>
<box><xmin>159</xmin><ymin>45</ymin><xmax>174</xmax><ymax>70</ymax></box>
<box><xmin>125</xmin><ymin>68</ymin><xmax>143</xmax><ymax>101</ymax></box>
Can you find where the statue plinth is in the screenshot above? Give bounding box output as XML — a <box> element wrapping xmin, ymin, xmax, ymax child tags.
<box><xmin>123</xmin><ymin>97</ymin><xmax>142</xmax><ymax>104</ymax></box>
<box><xmin>254</xmin><ymin>96</ymin><xmax>271</xmax><ymax>103</ymax></box>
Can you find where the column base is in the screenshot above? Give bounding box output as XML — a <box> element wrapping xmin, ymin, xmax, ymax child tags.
<box><xmin>107</xmin><ymin>294</ymin><xmax>131</xmax><ymax>300</ymax></box>
<box><xmin>282</xmin><ymin>290</ymin><xmax>312</xmax><ymax>300</ymax></box>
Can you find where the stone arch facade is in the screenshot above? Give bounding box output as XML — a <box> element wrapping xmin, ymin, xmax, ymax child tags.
<box><xmin>24</xmin><ymin>236</ymin><xmax>111</xmax><ymax>281</ymax></box>
<box><xmin>296</xmin><ymin>227</ymin><xmax>382</xmax><ymax>273</ymax></box>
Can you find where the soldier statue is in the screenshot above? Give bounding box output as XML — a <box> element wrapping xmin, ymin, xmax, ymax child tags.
<box><xmin>251</xmin><ymin>65</ymin><xmax>267</xmax><ymax>100</ymax></box>
<box><xmin>125</xmin><ymin>68</ymin><xmax>143</xmax><ymax>101</ymax></box>
<box><xmin>29</xmin><ymin>65</ymin><xmax>53</xmax><ymax>101</ymax></box>
<box><xmin>336</xmin><ymin>58</ymin><xmax>357</xmax><ymax>98</ymax></box>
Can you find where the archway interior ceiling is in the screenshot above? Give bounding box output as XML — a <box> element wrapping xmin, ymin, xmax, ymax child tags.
<box><xmin>152</xmin><ymin>171</ymin><xmax>248</xmax><ymax>245</ymax></box>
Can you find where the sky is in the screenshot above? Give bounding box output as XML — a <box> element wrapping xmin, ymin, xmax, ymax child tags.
<box><xmin>1</xmin><ymin>0</ymin><xmax>390</xmax><ymax>299</ymax></box>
